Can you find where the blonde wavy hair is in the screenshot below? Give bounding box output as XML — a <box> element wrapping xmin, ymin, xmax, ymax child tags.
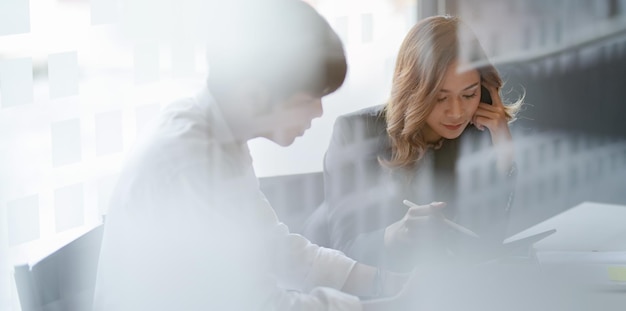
<box><xmin>382</xmin><ymin>15</ymin><xmax>522</xmax><ymax>169</ymax></box>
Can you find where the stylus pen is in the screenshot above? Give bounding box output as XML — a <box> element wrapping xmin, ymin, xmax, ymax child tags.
<box><xmin>402</xmin><ymin>199</ymin><xmax>480</xmax><ymax>238</ymax></box>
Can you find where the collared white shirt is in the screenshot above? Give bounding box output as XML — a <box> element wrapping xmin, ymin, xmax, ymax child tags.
<box><xmin>93</xmin><ymin>88</ymin><xmax>362</xmax><ymax>311</ymax></box>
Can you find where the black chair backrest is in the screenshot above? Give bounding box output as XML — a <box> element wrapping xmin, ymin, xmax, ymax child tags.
<box><xmin>259</xmin><ymin>172</ymin><xmax>325</xmax><ymax>233</ymax></box>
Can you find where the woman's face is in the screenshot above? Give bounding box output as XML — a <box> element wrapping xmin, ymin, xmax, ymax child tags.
<box><xmin>423</xmin><ymin>60</ymin><xmax>481</xmax><ymax>143</ymax></box>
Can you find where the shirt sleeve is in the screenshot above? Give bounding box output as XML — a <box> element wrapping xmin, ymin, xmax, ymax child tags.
<box><xmin>251</xmin><ymin>189</ymin><xmax>357</xmax><ymax>290</ymax></box>
<box><xmin>251</xmin><ymin>192</ymin><xmax>364</xmax><ymax>311</ymax></box>
<box><xmin>270</xmin><ymin>286</ymin><xmax>363</xmax><ymax>311</ymax></box>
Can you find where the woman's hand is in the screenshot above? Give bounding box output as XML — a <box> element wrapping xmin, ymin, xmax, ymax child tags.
<box><xmin>384</xmin><ymin>202</ymin><xmax>448</xmax><ymax>259</ymax></box>
<box><xmin>472</xmin><ymin>84</ymin><xmax>512</xmax><ymax>145</ymax></box>
<box><xmin>472</xmin><ymin>84</ymin><xmax>515</xmax><ymax>172</ymax></box>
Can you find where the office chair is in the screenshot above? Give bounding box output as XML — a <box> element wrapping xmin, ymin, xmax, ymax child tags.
<box><xmin>13</xmin><ymin>224</ymin><xmax>105</xmax><ymax>311</ymax></box>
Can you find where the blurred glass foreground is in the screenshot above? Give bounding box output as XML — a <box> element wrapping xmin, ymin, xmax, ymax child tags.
<box><xmin>2</xmin><ymin>0</ymin><xmax>626</xmax><ymax>310</ymax></box>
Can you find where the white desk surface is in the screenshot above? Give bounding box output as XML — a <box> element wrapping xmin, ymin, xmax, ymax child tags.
<box><xmin>505</xmin><ymin>201</ymin><xmax>626</xmax><ymax>252</ymax></box>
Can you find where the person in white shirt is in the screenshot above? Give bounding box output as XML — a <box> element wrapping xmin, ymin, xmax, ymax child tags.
<box><xmin>93</xmin><ymin>1</ymin><xmax>415</xmax><ymax>310</ymax></box>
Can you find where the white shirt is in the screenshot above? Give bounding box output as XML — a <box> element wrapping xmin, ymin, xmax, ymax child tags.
<box><xmin>93</xmin><ymin>89</ymin><xmax>362</xmax><ymax>311</ymax></box>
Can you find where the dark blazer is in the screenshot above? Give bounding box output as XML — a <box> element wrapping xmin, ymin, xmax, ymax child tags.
<box><xmin>303</xmin><ymin>105</ymin><xmax>514</xmax><ymax>271</ymax></box>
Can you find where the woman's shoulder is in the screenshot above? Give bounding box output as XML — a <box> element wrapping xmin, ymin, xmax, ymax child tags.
<box><xmin>330</xmin><ymin>104</ymin><xmax>389</xmax><ymax>150</ymax></box>
<box><xmin>339</xmin><ymin>104</ymin><xmax>385</xmax><ymax>120</ymax></box>
<box><xmin>335</xmin><ymin>104</ymin><xmax>387</xmax><ymax>132</ymax></box>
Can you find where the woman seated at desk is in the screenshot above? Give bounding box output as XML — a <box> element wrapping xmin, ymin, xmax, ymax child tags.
<box><xmin>304</xmin><ymin>15</ymin><xmax>523</xmax><ymax>272</ymax></box>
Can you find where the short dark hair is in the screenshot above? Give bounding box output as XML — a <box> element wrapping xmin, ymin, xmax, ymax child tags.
<box><xmin>205</xmin><ymin>0</ymin><xmax>347</xmax><ymax>99</ymax></box>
